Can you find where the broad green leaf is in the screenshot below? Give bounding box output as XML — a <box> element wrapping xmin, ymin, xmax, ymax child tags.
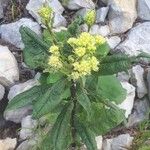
<box><xmin>6</xmin><ymin>84</ymin><xmax>50</xmax><ymax>110</ymax></box>
<box><xmin>41</xmin><ymin>101</ymin><xmax>73</xmax><ymax>150</ymax></box>
<box><xmin>97</xmin><ymin>75</ymin><xmax>126</xmax><ymax>104</ymax></box>
<box><xmin>96</xmin><ymin>42</ymin><xmax>110</xmax><ymax>57</ymax></box>
<box><xmin>32</xmin><ymin>79</ymin><xmax>68</xmax><ymax>119</ymax></box>
<box><xmin>79</xmin><ymin>102</ymin><xmax>124</xmax><ymax>135</ymax></box>
<box><xmin>42</xmin><ymin>29</ymin><xmax>53</xmax><ymax>45</ymax></box>
<box><xmin>47</xmin><ymin>72</ymin><xmax>63</xmax><ymax>84</ymax></box>
<box><xmin>20</xmin><ymin>26</ymin><xmax>49</xmax><ymax>69</ymax></box>
<box><xmin>39</xmin><ymin>73</ymin><xmax>50</xmax><ymax>85</ymax></box>
<box><xmin>77</xmin><ymin>88</ymin><xmax>92</xmax><ymax>119</ymax></box>
<box><xmin>75</xmin><ymin>120</ymin><xmax>97</xmax><ymax>150</ymax></box>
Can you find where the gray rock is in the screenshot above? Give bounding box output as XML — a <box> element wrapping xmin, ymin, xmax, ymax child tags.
<box><xmin>131</xmin><ymin>65</ymin><xmax>147</xmax><ymax>98</ymax></box>
<box><xmin>53</xmin><ymin>13</ymin><xmax>67</xmax><ymax>28</ymax></box>
<box><xmin>90</xmin><ymin>24</ymin><xmax>110</xmax><ymax>37</ymax></box>
<box><xmin>103</xmin><ymin>134</ymin><xmax>133</xmax><ymax>150</ymax></box>
<box><xmin>26</xmin><ymin>0</ymin><xmax>66</xmax><ymax>28</ymax></box>
<box><xmin>0</xmin><ymin>18</ymin><xmax>41</xmax><ymax>49</ymax></box>
<box><xmin>108</xmin><ymin>0</ymin><xmax>137</xmax><ymax>34</ymax></box>
<box><xmin>0</xmin><ymin>1</ymin><xmax>4</xmax><ymax>19</ymax></box>
<box><xmin>4</xmin><ymin>79</ymin><xmax>39</xmax><ymax>123</ymax></box>
<box><xmin>0</xmin><ymin>84</ymin><xmax>5</xmax><ymax>101</ymax></box>
<box><xmin>67</xmin><ymin>0</ymin><xmax>95</xmax><ymax>10</ymax></box>
<box><xmin>118</xmin><ymin>82</ymin><xmax>135</xmax><ymax>118</ymax></box>
<box><xmin>127</xmin><ymin>98</ymin><xmax>150</xmax><ymax>127</ymax></box>
<box><xmin>0</xmin><ymin>138</ymin><xmax>17</xmax><ymax>150</ymax></box>
<box><xmin>0</xmin><ymin>45</ymin><xmax>19</xmax><ymax>86</ymax></box>
<box><xmin>20</xmin><ymin>115</ymin><xmax>37</xmax><ymax>140</ymax></box>
<box><xmin>96</xmin><ymin>7</ymin><xmax>109</xmax><ymax>23</ymax></box>
<box><xmin>80</xmin><ymin>24</ymin><xmax>88</xmax><ymax>32</ymax></box>
<box><xmin>106</xmin><ymin>36</ymin><xmax>121</xmax><ymax>49</ymax></box>
<box><xmin>117</xmin><ymin>71</ymin><xmax>130</xmax><ymax>82</ymax></box>
<box><xmin>116</xmin><ymin>22</ymin><xmax>150</xmax><ymax>56</ymax></box>
<box><xmin>137</xmin><ymin>0</ymin><xmax>150</xmax><ymax>20</ymax></box>
<box><xmin>16</xmin><ymin>139</ymin><xmax>36</xmax><ymax>150</ymax></box>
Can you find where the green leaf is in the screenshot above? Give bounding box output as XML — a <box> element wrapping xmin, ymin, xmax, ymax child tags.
<box><xmin>32</xmin><ymin>79</ymin><xmax>68</xmax><ymax>119</ymax></box>
<box><xmin>41</xmin><ymin>101</ymin><xmax>73</xmax><ymax>150</ymax></box>
<box><xmin>96</xmin><ymin>42</ymin><xmax>110</xmax><ymax>57</ymax></box>
<box><xmin>42</xmin><ymin>29</ymin><xmax>53</xmax><ymax>45</ymax></box>
<box><xmin>39</xmin><ymin>73</ymin><xmax>50</xmax><ymax>84</ymax></box>
<box><xmin>97</xmin><ymin>75</ymin><xmax>126</xmax><ymax>104</ymax></box>
<box><xmin>79</xmin><ymin>102</ymin><xmax>124</xmax><ymax>135</ymax></box>
<box><xmin>75</xmin><ymin>120</ymin><xmax>97</xmax><ymax>150</ymax></box>
<box><xmin>20</xmin><ymin>26</ymin><xmax>49</xmax><ymax>69</ymax></box>
<box><xmin>6</xmin><ymin>84</ymin><xmax>50</xmax><ymax>110</ymax></box>
<box><xmin>77</xmin><ymin>88</ymin><xmax>92</xmax><ymax>119</ymax></box>
<box><xmin>47</xmin><ymin>72</ymin><xmax>63</xmax><ymax>84</ymax></box>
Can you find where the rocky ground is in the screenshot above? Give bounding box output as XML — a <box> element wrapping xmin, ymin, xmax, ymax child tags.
<box><xmin>0</xmin><ymin>0</ymin><xmax>150</xmax><ymax>150</ymax></box>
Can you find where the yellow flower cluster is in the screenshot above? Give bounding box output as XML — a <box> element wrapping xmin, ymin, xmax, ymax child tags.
<box><xmin>68</xmin><ymin>32</ymin><xmax>106</xmax><ymax>56</ymax></box>
<box><xmin>38</xmin><ymin>6</ymin><xmax>53</xmax><ymax>21</ymax></box>
<box><xmin>84</xmin><ymin>9</ymin><xmax>96</xmax><ymax>27</ymax></box>
<box><xmin>48</xmin><ymin>45</ymin><xmax>62</xmax><ymax>71</ymax></box>
<box><xmin>67</xmin><ymin>32</ymin><xmax>105</xmax><ymax>80</ymax></box>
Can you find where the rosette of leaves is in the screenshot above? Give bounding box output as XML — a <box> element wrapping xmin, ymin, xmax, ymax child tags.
<box><xmin>6</xmin><ymin>9</ymin><xmax>150</xmax><ymax>150</ymax></box>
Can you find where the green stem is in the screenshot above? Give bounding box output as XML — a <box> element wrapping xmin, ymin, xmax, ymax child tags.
<box><xmin>70</xmin><ymin>80</ymin><xmax>77</xmax><ymax>150</ymax></box>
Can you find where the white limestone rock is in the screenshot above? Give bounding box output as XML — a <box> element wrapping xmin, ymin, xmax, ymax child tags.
<box><xmin>96</xmin><ymin>7</ymin><xmax>109</xmax><ymax>23</ymax></box>
<box><xmin>106</xmin><ymin>36</ymin><xmax>121</xmax><ymax>49</ymax></box>
<box><xmin>137</xmin><ymin>0</ymin><xmax>150</xmax><ymax>20</ymax></box>
<box><xmin>0</xmin><ymin>45</ymin><xmax>19</xmax><ymax>86</ymax></box>
<box><xmin>90</xmin><ymin>24</ymin><xmax>110</xmax><ymax>37</ymax></box>
<box><xmin>67</xmin><ymin>0</ymin><xmax>95</xmax><ymax>10</ymax></box>
<box><xmin>0</xmin><ymin>84</ymin><xmax>5</xmax><ymax>101</ymax></box>
<box><xmin>0</xmin><ymin>138</ymin><xmax>17</xmax><ymax>150</ymax></box>
<box><xmin>0</xmin><ymin>18</ymin><xmax>41</xmax><ymax>49</ymax></box>
<box><xmin>131</xmin><ymin>65</ymin><xmax>147</xmax><ymax>98</ymax></box>
<box><xmin>118</xmin><ymin>82</ymin><xmax>135</xmax><ymax>118</ymax></box>
<box><xmin>4</xmin><ymin>79</ymin><xmax>39</xmax><ymax>123</ymax></box>
<box><xmin>26</xmin><ymin>0</ymin><xmax>66</xmax><ymax>28</ymax></box>
<box><xmin>116</xmin><ymin>22</ymin><xmax>150</xmax><ymax>56</ymax></box>
<box><xmin>103</xmin><ymin>134</ymin><xmax>133</xmax><ymax>150</ymax></box>
<box><xmin>20</xmin><ymin>115</ymin><xmax>37</xmax><ymax>140</ymax></box>
<box><xmin>108</xmin><ymin>0</ymin><xmax>137</xmax><ymax>34</ymax></box>
<box><xmin>127</xmin><ymin>98</ymin><xmax>150</xmax><ymax>127</ymax></box>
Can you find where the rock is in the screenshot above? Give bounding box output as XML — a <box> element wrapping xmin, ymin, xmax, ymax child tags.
<box><xmin>0</xmin><ymin>1</ymin><xmax>4</xmax><ymax>19</ymax></box>
<box><xmin>106</xmin><ymin>36</ymin><xmax>121</xmax><ymax>49</ymax></box>
<box><xmin>90</xmin><ymin>25</ymin><xmax>110</xmax><ymax>37</ymax></box>
<box><xmin>127</xmin><ymin>98</ymin><xmax>150</xmax><ymax>127</ymax></box>
<box><xmin>4</xmin><ymin>79</ymin><xmax>39</xmax><ymax>123</ymax></box>
<box><xmin>131</xmin><ymin>65</ymin><xmax>147</xmax><ymax>98</ymax></box>
<box><xmin>16</xmin><ymin>139</ymin><xmax>36</xmax><ymax>150</ymax></box>
<box><xmin>76</xmin><ymin>8</ymin><xmax>91</xmax><ymax>18</ymax></box>
<box><xmin>0</xmin><ymin>84</ymin><xmax>5</xmax><ymax>101</ymax></box>
<box><xmin>137</xmin><ymin>0</ymin><xmax>150</xmax><ymax>20</ymax></box>
<box><xmin>95</xmin><ymin>136</ymin><xmax>103</xmax><ymax>150</ymax></box>
<box><xmin>67</xmin><ymin>0</ymin><xmax>95</xmax><ymax>10</ymax></box>
<box><xmin>53</xmin><ymin>13</ymin><xmax>67</xmax><ymax>28</ymax></box>
<box><xmin>80</xmin><ymin>24</ymin><xmax>88</xmax><ymax>32</ymax></box>
<box><xmin>118</xmin><ymin>82</ymin><xmax>135</xmax><ymax>118</ymax></box>
<box><xmin>103</xmin><ymin>134</ymin><xmax>133</xmax><ymax>150</ymax></box>
<box><xmin>0</xmin><ymin>45</ymin><xmax>19</xmax><ymax>86</ymax></box>
<box><xmin>96</xmin><ymin>7</ymin><xmax>109</xmax><ymax>23</ymax></box>
<box><xmin>0</xmin><ymin>138</ymin><xmax>17</xmax><ymax>150</ymax></box>
<box><xmin>0</xmin><ymin>18</ymin><xmax>41</xmax><ymax>49</ymax></box>
<box><xmin>20</xmin><ymin>115</ymin><xmax>37</xmax><ymax>140</ymax></box>
<box><xmin>117</xmin><ymin>71</ymin><xmax>130</xmax><ymax>82</ymax></box>
<box><xmin>108</xmin><ymin>0</ymin><xmax>137</xmax><ymax>34</ymax></box>
<box><xmin>26</xmin><ymin>0</ymin><xmax>65</xmax><ymax>27</ymax></box>
<box><xmin>116</xmin><ymin>22</ymin><xmax>150</xmax><ymax>56</ymax></box>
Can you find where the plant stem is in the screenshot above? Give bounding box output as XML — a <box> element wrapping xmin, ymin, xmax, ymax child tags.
<box><xmin>70</xmin><ymin>80</ymin><xmax>77</xmax><ymax>150</ymax></box>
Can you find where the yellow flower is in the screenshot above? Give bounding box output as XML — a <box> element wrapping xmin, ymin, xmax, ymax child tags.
<box><xmin>95</xmin><ymin>35</ymin><xmax>106</xmax><ymax>45</ymax></box>
<box><xmin>48</xmin><ymin>55</ymin><xmax>62</xmax><ymax>69</ymax></box>
<box><xmin>90</xmin><ymin>56</ymin><xmax>99</xmax><ymax>71</ymax></box>
<box><xmin>49</xmin><ymin>45</ymin><xmax>60</xmax><ymax>55</ymax></box>
<box><xmin>67</xmin><ymin>38</ymin><xmax>78</xmax><ymax>46</ymax></box>
<box><xmin>71</xmin><ymin>72</ymin><xmax>80</xmax><ymax>80</ymax></box>
<box><xmin>74</xmin><ymin>47</ymin><xmax>86</xmax><ymax>57</ymax></box>
<box><xmin>84</xmin><ymin>9</ymin><xmax>96</xmax><ymax>27</ymax></box>
<box><xmin>38</xmin><ymin>6</ymin><xmax>53</xmax><ymax>21</ymax></box>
